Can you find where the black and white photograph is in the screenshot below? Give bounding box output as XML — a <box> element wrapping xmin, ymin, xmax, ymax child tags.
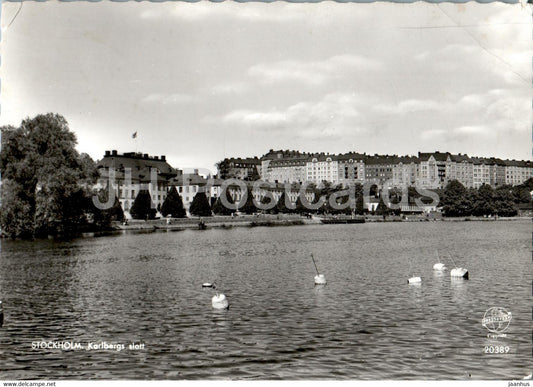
<box><xmin>0</xmin><ymin>0</ymin><xmax>531</xmax><ymax>382</ymax></box>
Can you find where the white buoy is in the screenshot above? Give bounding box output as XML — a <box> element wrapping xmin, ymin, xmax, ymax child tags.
<box><xmin>212</xmin><ymin>293</ymin><xmax>229</xmax><ymax>309</ymax></box>
<box><xmin>450</xmin><ymin>267</ymin><xmax>469</xmax><ymax>280</ymax></box>
<box><xmin>314</xmin><ymin>274</ymin><xmax>327</xmax><ymax>285</ymax></box>
<box><xmin>311</xmin><ymin>253</ymin><xmax>327</xmax><ymax>286</ymax></box>
<box><xmin>202</xmin><ymin>282</ymin><xmax>215</xmax><ymax>288</ymax></box>
<box><xmin>433</xmin><ymin>263</ymin><xmax>446</xmax><ymax>271</ymax></box>
<box><xmin>408</xmin><ymin>276</ymin><xmax>422</xmax><ymax>284</ymax></box>
<box><xmin>444</xmin><ymin>254</ymin><xmax>468</xmax><ymax>279</ymax></box>
<box><xmin>433</xmin><ymin>251</ymin><xmax>446</xmax><ymax>271</ymax></box>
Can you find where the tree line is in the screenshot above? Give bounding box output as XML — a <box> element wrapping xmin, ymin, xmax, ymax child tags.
<box><xmin>440</xmin><ymin>179</ymin><xmax>532</xmax><ymax>217</ymax></box>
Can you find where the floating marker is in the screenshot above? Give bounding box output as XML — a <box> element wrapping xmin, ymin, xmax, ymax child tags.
<box><xmin>202</xmin><ymin>282</ymin><xmax>215</xmax><ymax>288</ymax></box>
<box><xmin>314</xmin><ymin>274</ymin><xmax>327</xmax><ymax>285</ymax></box>
<box><xmin>433</xmin><ymin>263</ymin><xmax>446</xmax><ymax>271</ymax></box>
<box><xmin>448</xmin><ymin>255</ymin><xmax>469</xmax><ymax>280</ymax></box>
<box><xmin>408</xmin><ymin>276</ymin><xmax>422</xmax><ymax>284</ymax></box>
<box><xmin>433</xmin><ymin>251</ymin><xmax>446</xmax><ymax>271</ymax></box>
<box><xmin>212</xmin><ymin>293</ymin><xmax>229</xmax><ymax>309</ymax></box>
<box><xmin>450</xmin><ymin>267</ymin><xmax>469</xmax><ymax>280</ymax></box>
<box><xmin>311</xmin><ymin>254</ymin><xmax>326</xmax><ymax>286</ymax></box>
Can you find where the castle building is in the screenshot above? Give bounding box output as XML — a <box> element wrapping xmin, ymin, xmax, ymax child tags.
<box><xmin>95</xmin><ymin>150</ymin><xmax>178</xmax><ymax>214</ymax></box>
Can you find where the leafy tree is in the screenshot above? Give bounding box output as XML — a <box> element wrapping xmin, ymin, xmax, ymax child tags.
<box><xmin>1</xmin><ymin>114</ymin><xmax>95</xmax><ymax>238</ymax></box>
<box><xmin>520</xmin><ymin>177</ymin><xmax>533</xmax><ymax>191</ymax></box>
<box><xmin>389</xmin><ymin>192</ymin><xmax>402</xmax><ymax>216</ymax></box>
<box><xmin>212</xmin><ymin>189</ymin><xmax>236</xmax><ymax>215</ymax></box>
<box><xmin>189</xmin><ymin>192</ymin><xmax>212</xmax><ymax>217</ymax></box>
<box><xmin>130</xmin><ymin>190</ymin><xmax>156</xmax><ymax>220</ymax></box>
<box><xmin>92</xmin><ymin>189</ymin><xmax>124</xmax><ymax>229</ymax></box>
<box><xmin>375</xmin><ymin>197</ymin><xmax>391</xmax><ymax>216</ymax></box>
<box><xmin>260</xmin><ymin>193</ymin><xmax>277</xmax><ymax>214</ymax></box>
<box><xmin>471</xmin><ymin>184</ymin><xmax>494</xmax><ymax>216</ymax></box>
<box><xmin>441</xmin><ymin>180</ymin><xmax>472</xmax><ymax>217</ymax></box>
<box><xmin>355</xmin><ymin>194</ymin><xmax>365</xmax><ymax>215</ymax></box>
<box><xmin>327</xmin><ymin>191</ymin><xmax>353</xmax><ymax>215</ymax></box>
<box><xmin>276</xmin><ymin>192</ymin><xmax>293</xmax><ymax>214</ymax></box>
<box><xmin>493</xmin><ymin>186</ymin><xmax>517</xmax><ymax>217</ymax></box>
<box><xmin>78</xmin><ymin>152</ymin><xmax>99</xmax><ymax>185</ymax></box>
<box><xmin>369</xmin><ymin>184</ymin><xmax>379</xmax><ymax>197</ymax></box>
<box><xmin>512</xmin><ymin>179</ymin><xmax>533</xmax><ymax>204</ymax></box>
<box><xmin>160</xmin><ymin>186</ymin><xmax>186</xmax><ymax>218</ymax></box>
<box><xmin>0</xmin><ymin>180</ymin><xmax>35</xmax><ymax>239</ymax></box>
<box><xmin>240</xmin><ymin>186</ymin><xmax>257</xmax><ymax>214</ymax></box>
<box><xmin>294</xmin><ymin>195</ymin><xmax>308</xmax><ymax>215</ymax></box>
<box><xmin>408</xmin><ymin>186</ymin><xmax>438</xmax><ymax>205</ymax></box>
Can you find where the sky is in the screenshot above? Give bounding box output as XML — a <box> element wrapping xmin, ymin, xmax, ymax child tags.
<box><xmin>0</xmin><ymin>1</ymin><xmax>531</xmax><ymax>174</ymax></box>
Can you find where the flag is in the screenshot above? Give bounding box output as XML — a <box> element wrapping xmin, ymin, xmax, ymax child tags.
<box><xmin>132</xmin><ymin>132</ymin><xmax>137</xmax><ymax>139</ymax></box>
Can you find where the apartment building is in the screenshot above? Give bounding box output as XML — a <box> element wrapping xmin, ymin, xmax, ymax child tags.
<box><xmin>337</xmin><ymin>152</ymin><xmax>366</xmax><ymax>187</ymax></box>
<box><xmin>306</xmin><ymin>154</ymin><xmax>339</xmax><ymax>185</ymax></box>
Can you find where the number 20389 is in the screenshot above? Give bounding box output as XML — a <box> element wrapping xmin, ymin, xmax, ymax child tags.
<box><xmin>484</xmin><ymin>345</ymin><xmax>510</xmax><ymax>354</ymax></box>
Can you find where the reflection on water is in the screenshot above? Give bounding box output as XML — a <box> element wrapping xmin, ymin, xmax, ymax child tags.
<box><xmin>0</xmin><ymin>220</ymin><xmax>531</xmax><ymax>380</ymax></box>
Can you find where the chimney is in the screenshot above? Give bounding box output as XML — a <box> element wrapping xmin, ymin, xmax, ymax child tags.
<box><xmin>111</xmin><ymin>150</ymin><xmax>118</xmax><ymax>156</ymax></box>
<box><xmin>154</xmin><ymin>156</ymin><xmax>159</xmax><ymax>160</ymax></box>
<box><xmin>143</xmin><ymin>153</ymin><xmax>149</xmax><ymax>159</ymax></box>
<box><xmin>105</xmin><ymin>150</ymin><xmax>111</xmax><ymax>157</ymax></box>
<box><xmin>194</xmin><ymin>168</ymin><xmax>199</xmax><ymax>175</ymax></box>
<box><xmin>161</xmin><ymin>155</ymin><xmax>166</xmax><ymax>161</ymax></box>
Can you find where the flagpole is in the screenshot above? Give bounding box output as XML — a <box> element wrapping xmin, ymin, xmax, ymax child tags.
<box><xmin>132</xmin><ymin>131</ymin><xmax>138</xmax><ymax>153</ymax></box>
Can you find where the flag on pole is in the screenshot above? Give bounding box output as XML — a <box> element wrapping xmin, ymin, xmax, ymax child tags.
<box><xmin>132</xmin><ymin>132</ymin><xmax>137</xmax><ymax>139</ymax></box>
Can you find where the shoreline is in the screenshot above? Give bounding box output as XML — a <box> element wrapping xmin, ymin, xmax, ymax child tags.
<box><xmin>3</xmin><ymin>214</ymin><xmax>528</xmax><ymax>240</ymax></box>
<box><xmin>111</xmin><ymin>214</ymin><xmax>531</xmax><ymax>232</ymax></box>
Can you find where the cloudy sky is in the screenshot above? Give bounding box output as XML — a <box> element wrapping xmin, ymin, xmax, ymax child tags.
<box><xmin>0</xmin><ymin>1</ymin><xmax>531</xmax><ymax>173</ymax></box>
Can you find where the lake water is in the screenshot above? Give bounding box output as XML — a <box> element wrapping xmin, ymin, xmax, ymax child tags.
<box><xmin>0</xmin><ymin>220</ymin><xmax>531</xmax><ymax>380</ymax></box>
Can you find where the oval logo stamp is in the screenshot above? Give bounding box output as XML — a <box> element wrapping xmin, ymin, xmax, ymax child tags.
<box><xmin>482</xmin><ymin>307</ymin><xmax>512</xmax><ymax>338</ymax></box>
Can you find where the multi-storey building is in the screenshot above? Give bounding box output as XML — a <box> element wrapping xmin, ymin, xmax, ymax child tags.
<box><xmin>418</xmin><ymin>152</ymin><xmax>450</xmax><ymax>188</ymax></box>
<box><xmin>364</xmin><ymin>155</ymin><xmax>396</xmax><ymax>186</ymax></box>
<box><xmin>306</xmin><ymin>154</ymin><xmax>339</xmax><ymax>185</ymax></box>
<box><xmin>392</xmin><ymin>156</ymin><xmax>419</xmax><ymax>188</ymax></box>
<box><xmin>267</xmin><ymin>156</ymin><xmax>308</xmax><ymax>184</ymax></box>
<box><xmin>95</xmin><ymin>150</ymin><xmax>178</xmax><ymax>213</ymax></box>
<box><xmin>505</xmin><ymin>160</ymin><xmax>533</xmax><ymax>185</ymax></box>
<box><xmin>337</xmin><ymin>152</ymin><xmax>366</xmax><ymax>187</ymax></box>
<box><xmin>216</xmin><ymin>157</ymin><xmax>261</xmax><ymax>180</ymax></box>
<box><xmin>471</xmin><ymin>157</ymin><xmax>492</xmax><ymax>189</ymax></box>
<box><xmin>484</xmin><ymin>158</ymin><xmax>507</xmax><ymax>187</ymax></box>
<box><xmin>260</xmin><ymin>150</ymin><xmax>308</xmax><ymax>183</ymax></box>
<box><xmin>450</xmin><ymin>153</ymin><xmax>473</xmax><ymax>188</ymax></box>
